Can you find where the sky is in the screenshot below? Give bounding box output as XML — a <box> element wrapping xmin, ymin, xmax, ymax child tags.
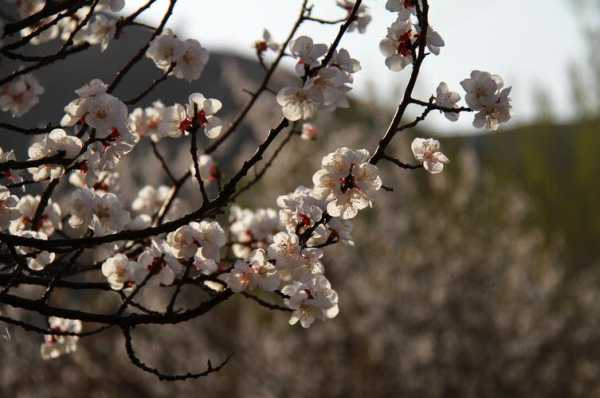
<box><xmin>122</xmin><ymin>0</ymin><xmax>587</xmax><ymax>133</ymax></box>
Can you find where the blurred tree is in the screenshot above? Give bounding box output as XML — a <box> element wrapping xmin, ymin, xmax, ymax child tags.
<box><xmin>532</xmin><ymin>82</ymin><xmax>556</xmax><ymax>122</ymax></box>
<box><xmin>570</xmin><ymin>0</ymin><xmax>600</xmax><ymax>114</ymax></box>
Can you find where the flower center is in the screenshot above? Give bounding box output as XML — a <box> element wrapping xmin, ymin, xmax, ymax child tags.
<box><xmin>179</xmin><ymin>118</ymin><xmax>193</xmax><ymax>133</ymax></box>
<box><xmin>397</xmin><ymin>31</ymin><xmax>413</xmax><ymax>57</ymax></box>
<box><xmin>255</xmin><ymin>41</ymin><xmax>268</xmax><ymax>52</ymax></box>
<box><xmin>197</xmin><ymin>110</ymin><xmax>208</xmax><ymax>125</ymax></box>
<box><xmin>147</xmin><ymin>257</ymin><xmax>165</xmax><ymax>274</ymax></box>
<box><xmin>298</xmin><ymin>213</ymin><xmax>312</xmax><ymax>227</ymax></box>
<box><xmin>339</xmin><ymin>173</ymin><xmax>356</xmax><ymax>193</ymax></box>
<box><xmin>147</xmin><ymin>117</ymin><xmax>160</xmax><ymax>130</ymax></box>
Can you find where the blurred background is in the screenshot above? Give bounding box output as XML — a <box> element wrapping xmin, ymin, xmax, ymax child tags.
<box><xmin>1</xmin><ymin>0</ymin><xmax>600</xmax><ymax>397</ymax></box>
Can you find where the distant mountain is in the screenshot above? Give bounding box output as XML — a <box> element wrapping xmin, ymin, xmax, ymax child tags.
<box><xmin>0</xmin><ymin>26</ymin><xmax>284</xmax><ymax>156</ymax></box>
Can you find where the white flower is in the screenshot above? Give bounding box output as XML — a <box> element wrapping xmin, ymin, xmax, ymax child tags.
<box><xmin>167</xmin><ymin>224</ymin><xmax>199</xmax><ymax>259</ymax></box>
<box><xmin>0</xmin><ymin>146</ymin><xmax>15</xmax><ymax>164</ymax></box>
<box><xmin>9</xmin><ymin>195</ymin><xmax>61</xmax><ymax>236</ymax></box>
<box><xmin>175</xmin><ymin>93</ymin><xmax>224</xmax><ymax>139</ymax></box>
<box><xmin>131</xmin><ymin>185</ymin><xmax>183</xmax><ymax>221</ymax></box>
<box><xmin>147</xmin><ymin>31</ymin><xmax>209</xmax><ymax>81</ymax></box>
<box><xmin>230</xmin><ymin>206</ymin><xmax>282</xmax><ymax>259</ymax></box>
<box><xmin>173</xmin><ymin>39</ymin><xmax>209</xmax><ymax>82</ymax></box>
<box><xmin>129</xmin><ymin>101</ymin><xmax>174</xmax><ymax>142</ymax></box>
<box><xmin>84</xmin><ymin>93</ymin><xmax>129</xmax><ymax>137</ymax></box>
<box><xmin>301</xmin><ymin>123</ymin><xmax>318</xmax><ymax>141</ymax></box>
<box><xmin>276</xmin><ymin>85</ymin><xmax>323</xmax><ymax>121</ymax></box>
<box><xmin>312</xmin><ymin>148</ymin><xmax>382</xmax><ymax>219</ymax></box>
<box><xmin>75</xmin><ymin>78</ymin><xmax>108</xmax><ymax>98</ymax></box>
<box><xmin>194</xmin><ymin>220</ymin><xmax>227</xmax><ymax>263</ymax></box>
<box><xmin>90</xmin><ymin>191</ymin><xmax>131</xmax><ymax>233</ymax></box>
<box><xmin>15</xmin><ymin>230</ymin><xmax>55</xmax><ymax>271</ymax></box>
<box><xmin>69</xmin><ymin>168</ymin><xmax>120</xmax><ymax>192</ymax></box>
<box><xmin>41</xmin><ymin>317</ymin><xmax>82</xmax><ymax>360</ymax></box>
<box><xmin>147</xmin><ymin>31</ymin><xmax>185</xmax><ymax>71</ymax></box>
<box><xmin>331</xmin><ymin>48</ymin><xmax>361</xmax><ymax>75</ymax></box>
<box><xmin>473</xmin><ymin>87</ymin><xmax>512</xmax><ymax>131</ymax></box>
<box><xmin>253</xmin><ymin>29</ymin><xmax>279</xmax><ymax>53</ymax></box>
<box><xmin>13</xmin><ymin>0</ymin><xmax>43</xmax><ymax>18</ymax></box>
<box><xmin>0</xmin><ymin>185</ymin><xmax>18</xmax><ymax>231</ymax></box>
<box><xmin>135</xmin><ymin>240</ymin><xmax>183</xmax><ymax>286</ymax></box>
<box><xmin>131</xmin><ymin>185</ymin><xmax>173</xmax><ymax>215</ymax></box>
<box><xmin>266</xmin><ymin>231</ymin><xmax>302</xmax><ymax>269</ymax></box>
<box><xmin>379</xmin><ymin>18</ymin><xmax>416</xmax><ymax>71</ymax></box>
<box><xmin>289</xmin><ymin>36</ymin><xmax>328</xmax><ymax>76</ymax></box>
<box><xmin>221</xmin><ymin>249</ymin><xmax>280</xmax><ymax>293</ymax></box>
<box><xmin>308</xmin><ymin>66</ymin><xmax>351</xmax><ymax>110</ymax></box>
<box><xmin>79</xmin><ymin>139</ymin><xmax>133</xmax><ymax>176</ymax></box>
<box><xmin>267</xmin><ymin>232</ymin><xmax>324</xmax><ymax>281</ymax></box>
<box><xmin>128</xmin><ymin>214</ymin><xmax>152</xmax><ymax>230</ymax></box>
<box><xmin>385</xmin><ymin>0</ymin><xmax>416</xmax><ymax>19</ymax></box>
<box><xmin>0</xmin><ymin>146</ymin><xmax>22</xmax><ymax>185</ymax></box>
<box><xmin>276</xmin><ymin>186</ymin><xmax>323</xmax><ymax>234</ymax></box>
<box><xmin>282</xmin><ymin>275</ymin><xmax>339</xmax><ymax>328</ymax></box>
<box><xmin>461</xmin><ymin>70</ymin><xmax>512</xmax><ymax>130</ymax></box>
<box><xmin>102</xmin><ymin>253</ymin><xmax>137</xmax><ymax>290</ymax></box>
<box><xmin>411</xmin><ymin>137</ymin><xmax>450</xmax><ymax>174</ymax></box>
<box><xmin>189</xmin><ymin>154</ymin><xmax>219</xmax><ymax>182</ymax></box>
<box><xmin>0</xmin><ymin>74</ymin><xmax>44</xmax><ymax>117</ymax></box>
<box><xmin>435</xmin><ymin>82</ymin><xmax>461</xmax><ymax>122</ymax></box>
<box><xmin>308</xmin><ymin>217</ymin><xmax>354</xmax><ymax>247</ymax></box>
<box><xmin>336</xmin><ymin>0</ymin><xmax>372</xmax><ymax>33</ymax></box>
<box><xmin>62</xmin><ymin>81</ymin><xmax>130</xmax><ymax>139</ymax></box>
<box><xmin>99</xmin><ymin>0</ymin><xmax>125</xmax><ymax>12</ymax></box>
<box><xmin>68</xmin><ymin>188</ymin><xmax>96</xmax><ymax>230</ymax></box>
<box><xmin>85</xmin><ymin>15</ymin><xmax>116</xmax><ymax>51</ymax></box>
<box><xmin>422</xmin><ymin>26</ymin><xmax>444</xmax><ymax>55</ymax></box>
<box><xmin>460</xmin><ymin>70</ymin><xmax>505</xmax><ymax>110</ymax></box>
<box><xmin>19</xmin><ymin>0</ymin><xmax>59</xmax><ymax>45</ymax></box>
<box><xmin>59</xmin><ymin>7</ymin><xmax>91</xmax><ymax>42</ymax></box>
<box><xmin>193</xmin><ymin>251</ymin><xmax>219</xmax><ymax>275</ymax></box>
<box><xmin>61</xmin><ymin>79</ymin><xmax>108</xmax><ymax>126</ymax></box>
<box><xmin>27</xmin><ymin>129</ymin><xmax>82</xmax><ymax>181</ymax></box>
<box><xmin>167</xmin><ymin>221</ymin><xmax>226</xmax><ymax>262</ymax></box>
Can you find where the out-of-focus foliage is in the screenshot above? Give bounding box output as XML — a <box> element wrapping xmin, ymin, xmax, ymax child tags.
<box><xmin>570</xmin><ymin>0</ymin><xmax>600</xmax><ymax>115</ymax></box>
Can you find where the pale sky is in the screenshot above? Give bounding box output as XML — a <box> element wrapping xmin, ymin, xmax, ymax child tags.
<box><xmin>123</xmin><ymin>0</ymin><xmax>586</xmax><ymax>133</ymax></box>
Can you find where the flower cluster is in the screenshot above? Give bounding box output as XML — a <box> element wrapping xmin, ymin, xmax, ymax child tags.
<box><xmin>129</xmin><ymin>93</ymin><xmax>224</xmax><ymax>141</ymax></box>
<box><xmin>380</xmin><ymin>1</ymin><xmax>444</xmax><ymax>71</ymax></box>
<box><xmin>428</xmin><ymin>74</ymin><xmax>512</xmax><ymax>130</ymax></box>
<box><xmin>60</xmin><ymin>80</ymin><xmax>136</xmax><ymax>180</ymax></box>
<box><xmin>27</xmin><ymin>129</ymin><xmax>82</xmax><ymax>181</ymax></box>
<box><xmin>15</xmin><ymin>0</ymin><xmax>124</xmax><ymax>49</ymax></box>
<box><xmin>100</xmin><ymin>220</ymin><xmax>226</xmax><ymax>290</ymax></box>
<box><xmin>253</xmin><ymin>29</ymin><xmax>280</xmax><ymax>55</ymax></box>
<box><xmin>0</xmin><ymin>74</ymin><xmax>44</xmax><ymax>117</ymax></box>
<box><xmin>40</xmin><ymin>317</ymin><xmax>82</xmax><ymax>360</ymax></box>
<box><xmin>0</xmin><ymin>0</ymin><xmax>521</xmax><ymax>368</ymax></box>
<box><xmin>411</xmin><ymin>137</ymin><xmax>450</xmax><ymax>174</ymax></box>
<box><xmin>461</xmin><ymin>71</ymin><xmax>513</xmax><ymax>130</ymax></box>
<box><xmin>10</xmin><ymin>194</ymin><xmax>61</xmax><ymax>236</ymax></box>
<box><xmin>220</xmin><ymin>148</ymin><xmax>380</xmax><ymax>327</ymax></box>
<box><xmin>15</xmin><ymin>230</ymin><xmax>56</xmax><ymax>271</ymax></box>
<box><xmin>336</xmin><ymin>0</ymin><xmax>372</xmax><ymax>33</ymax></box>
<box><xmin>0</xmin><ymin>2</ymin><xmax>131</xmax><ymax>118</ymax></box>
<box><xmin>276</xmin><ymin>36</ymin><xmax>360</xmax><ymax>121</ymax></box>
<box><xmin>132</xmin><ymin>185</ymin><xmax>184</xmax><ymax>219</ymax></box>
<box><xmin>147</xmin><ymin>31</ymin><xmax>210</xmax><ymax>82</ymax></box>
<box><xmin>68</xmin><ymin>188</ymin><xmax>133</xmax><ymax>234</ymax></box>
